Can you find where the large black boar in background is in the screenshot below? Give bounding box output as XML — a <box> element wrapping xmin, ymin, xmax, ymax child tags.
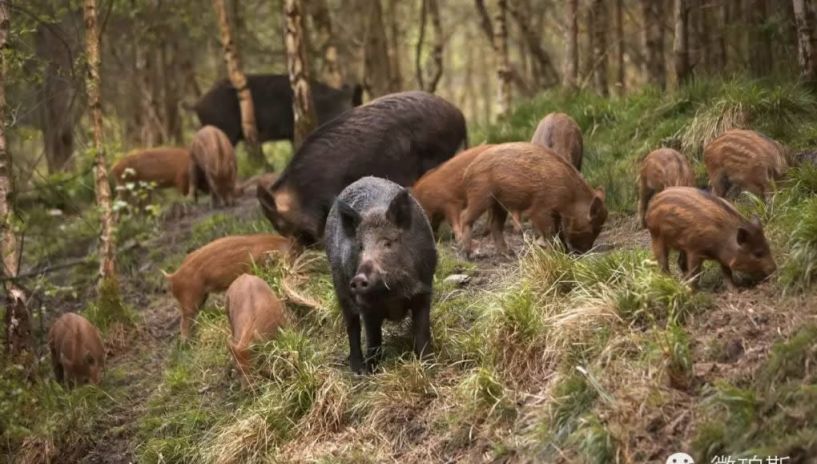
<box><xmin>193</xmin><ymin>74</ymin><xmax>362</xmax><ymax>145</ymax></box>
<box><xmin>324</xmin><ymin>176</ymin><xmax>437</xmax><ymax>374</ymax></box>
<box><xmin>258</xmin><ymin>90</ymin><xmax>468</xmax><ymax>245</ymax></box>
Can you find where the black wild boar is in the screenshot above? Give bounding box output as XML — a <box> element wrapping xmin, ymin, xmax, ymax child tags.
<box><xmin>193</xmin><ymin>74</ymin><xmax>363</xmax><ymax>145</ymax></box>
<box><xmin>259</xmin><ymin>90</ymin><xmax>468</xmax><ymax>245</ymax></box>
<box><xmin>325</xmin><ymin>176</ymin><xmax>437</xmax><ymax>374</ymax></box>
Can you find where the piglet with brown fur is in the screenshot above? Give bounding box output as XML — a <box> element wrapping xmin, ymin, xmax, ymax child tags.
<box><xmin>48</xmin><ymin>313</ymin><xmax>105</xmax><ymax>386</ymax></box>
<box><xmin>645</xmin><ymin>186</ymin><xmax>776</xmax><ymax>288</ymax></box>
<box><xmin>460</xmin><ymin>142</ymin><xmax>607</xmax><ymax>256</ymax></box>
<box><xmin>112</xmin><ymin>147</ymin><xmax>192</xmax><ymax>196</ymax></box>
<box><xmin>703</xmin><ymin>129</ymin><xmax>787</xmax><ymax>198</ymax></box>
<box><xmin>638</xmin><ymin>148</ymin><xmax>695</xmax><ymax>227</ymax></box>
<box><xmin>165</xmin><ymin>234</ymin><xmax>297</xmax><ymax>339</ymax></box>
<box><xmin>190</xmin><ymin>125</ymin><xmax>238</xmax><ymax>207</ymax></box>
<box><xmin>530</xmin><ymin>112</ymin><xmax>583</xmax><ymax>170</ymax></box>
<box><xmin>226</xmin><ymin>274</ymin><xmax>288</xmax><ymax>381</ymax></box>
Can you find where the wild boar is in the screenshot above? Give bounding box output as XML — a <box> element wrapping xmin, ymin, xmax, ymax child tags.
<box><xmin>325</xmin><ymin>176</ymin><xmax>437</xmax><ymax>373</ymax></box>
<box><xmin>259</xmin><ymin>91</ymin><xmax>468</xmax><ymax>245</ymax></box>
<box><xmin>413</xmin><ymin>144</ymin><xmax>524</xmax><ymax>239</ymax></box>
<box><xmin>48</xmin><ymin>312</ymin><xmax>105</xmax><ymax>386</ymax></box>
<box><xmin>530</xmin><ymin>112</ymin><xmax>584</xmax><ymax>170</ymax></box>
<box><xmin>638</xmin><ymin>148</ymin><xmax>695</xmax><ymax>227</ymax></box>
<box><xmin>460</xmin><ymin>142</ymin><xmax>607</xmax><ymax>256</ymax></box>
<box><xmin>165</xmin><ymin>234</ymin><xmax>297</xmax><ymax>339</ymax></box>
<box><xmin>645</xmin><ymin>186</ymin><xmax>776</xmax><ymax>287</ymax></box>
<box><xmin>194</xmin><ymin>74</ymin><xmax>363</xmax><ymax>145</ymax></box>
<box><xmin>111</xmin><ymin>147</ymin><xmax>191</xmax><ymax>196</ymax></box>
<box><xmin>226</xmin><ymin>274</ymin><xmax>288</xmax><ymax>380</ymax></box>
<box><xmin>703</xmin><ymin>129</ymin><xmax>787</xmax><ymax>198</ymax></box>
<box><xmin>190</xmin><ymin>125</ymin><xmax>238</xmax><ymax>207</ymax></box>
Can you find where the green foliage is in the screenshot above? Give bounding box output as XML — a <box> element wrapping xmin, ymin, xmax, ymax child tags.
<box><xmin>85</xmin><ymin>277</ymin><xmax>137</xmax><ymax>330</ymax></box>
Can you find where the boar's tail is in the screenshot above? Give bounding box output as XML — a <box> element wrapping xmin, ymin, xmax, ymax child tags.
<box><xmin>160</xmin><ymin>269</ymin><xmax>173</xmax><ymax>280</ymax></box>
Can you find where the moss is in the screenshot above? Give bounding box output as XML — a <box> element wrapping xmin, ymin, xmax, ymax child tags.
<box><xmin>86</xmin><ymin>276</ymin><xmax>136</xmax><ymax>331</ymax></box>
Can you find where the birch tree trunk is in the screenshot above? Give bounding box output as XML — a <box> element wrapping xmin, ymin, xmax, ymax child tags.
<box><xmin>0</xmin><ymin>0</ymin><xmax>33</xmax><ymax>363</ymax></box>
<box><xmin>84</xmin><ymin>0</ymin><xmax>128</xmax><ymax>317</ymax></box>
<box><xmin>793</xmin><ymin>0</ymin><xmax>817</xmax><ymax>83</ymax></box>
<box><xmin>673</xmin><ymin>0</ymin><xmax>691</xmax><ymax>85</ymax></box>
<box><xmin>564</xmin><ymin>0</ymin><xmax>579</xmax><ymax>89</ymax></box>
<box><xmin>494</xmin><ymin>0</ymin><xmax>512</xmax><ymax>117</ymax></box>
<box><xmin>284</xmin><ymin>0</ymin><xmax>317</xmax><ymax>149</ymax></box>
<box><xmin>213</xmin><ymin>0</ymin><xmax>263</xmax><ymax>165</ymax></box>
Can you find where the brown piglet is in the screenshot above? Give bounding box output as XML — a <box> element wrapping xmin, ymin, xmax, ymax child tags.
<box><xmin>48</xmin><ymin>313</ymin><xmax>105</xmax><ymax>386</ymax></box>
<box><xmin>530</xmin><ymin>112</ymin><xmax>584</xmax><ymax>170</ymax></box>
<box><xmin>190</xmin><ymin>125</ymin><xmax>238</xmax><ymax>207</ymax></box>
<box><xmin>226</xmin><ymin>274</ymin><xmax>288</xmax><ymax>381</ymax></box>
<box><xmin>112</xmin><ymin>147</ymin><xmax>191</xmax><ymax>196</ymax></box>
<box><xmin>638</xmin><ymin>148</ymin><xmax>695</xmax><ymax>227</ymax></box>
<box><xmin>703</xmin><ymin>129</ymin><xmax>787</xmax><ymax>198</ymax></box>
<box><xmin>165</xmin><ymin>234</ymin><xmax>297</xmax><ymax>339</ymax></box>
<box><xmin>645</xmin><ymin>186</ymin><xmax>776</xmax><ymax>288</ymax></box>
<box><xmin>460</xmin><ymin>142</ymin><xmax>607</xmax><ymax>256</ymax></box>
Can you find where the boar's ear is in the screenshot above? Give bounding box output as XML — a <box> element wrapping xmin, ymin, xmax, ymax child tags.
<box><xmin>257</xmin><ymin>185</ymin><xmax>278</xmax><ymax>222</ymax></box>
<box><xmin>736</xmin><ymin>226</ymin><xmax>751</xmax><ymax>247</ymax></box>
<box><xmin>386</xmin><ymin>189</ymin><xmax>413</xmax><ymax>229</ymax></box>
<box><xmin>589</xmin><ymin>194</ymin><xmax>605</xmax><ymax>219</ymax></box>
<box><xmin>336</xmin><ymin>199</ymin><xmax>361</xmax><ymax>236</ymax></box>
<box><xmin>595</xmin><ymin>187</ymin><xmax>606</xmax><ymax>201</ymax></box>
<box><xmin>750</xmin><ymin>214</ymin><xmax>763</xmax><ymax>229</ymax></box>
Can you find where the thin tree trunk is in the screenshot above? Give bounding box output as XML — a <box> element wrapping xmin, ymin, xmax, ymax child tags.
<box><xmin>213</xmin><ymin>0</ymin><xmax>263</xmax><ymax>165</ymax></box>
<box><xmin>386</xmin><ymin>0</ymin><xmax>403</xmax><ymax>91</ymax></box>
<box><xmin>640</xmin><ymin>0</ymin><xmax>666</xmax><ymax>88</ymax></box>
<box><xmin>162</xmin><ymin>41</ymin><xmax>182</xmax><ymax>144</ymax></box>
<box><xmin>615</xmin><ymin>0</ymin><xmax>625</xmax><ymax>93</ymax></box>
<box><xmin>284</xmin><ymin>0</ymin><xmax>317</xmax><ymax>149</ymax></box>
<box><xmin>308</xmin><ymin>0</ymin><xmax>343</xmax><ymax>88</ymax></box>
<box><xmin>590</xmin><ymin>0</ymin><xmax>609</xmax><ymax>96</ymax></box>
<box><xmin>416</xmin><ymin>0</ymin><xmax>444</xmax><ymax>93</ymax></box>
<box><xmin>793</xmin><ymin>0</ymin><xmax>817</xmax><ymax>83</ymax></box>
<box><xmin>0</xmin><ymin>0</ymin><xmax>33</xmax><ymax>363</ymax></box>
<box><xmin>495</xmin><ymin>0</ymin><xmax>511</xmax><ymax>117</ymax></box>
<box><xmin>714</xmin><ymin>0</ymin><xmax>728</xmax><ymax>69</ymax></box>
<box><xmin>83</xmin><ymin>0</ymin><xmax>122</xmax><ymax>306</ymax></box>
<box><xmin>507</xmin><ymin>1</ymin><xmax>559</xmax><ymax>88</ymax></box>
<box><xmin>564</xmin><ymin>0</ymin><xmax>579</xmax><ymax>89</ymax></box>
<box><xmin>363</xmin><ymin>0</ymin><xmax>394</xmax><ymax>98</ymax></box>
<box><xmin>748</xmin><ymin>0</ymin><xmax>772</xmax><ymax>76</ymax></box>
<box><xmin>673</xmin><ymin>0</ymin><xmax>691</xmax><ymax>85</ymax></box>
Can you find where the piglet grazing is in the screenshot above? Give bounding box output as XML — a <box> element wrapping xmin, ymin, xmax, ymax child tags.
<box><xmin>165</xmin><ymin>234</ymin><xmax>297</xmax><ymax>339</ymax></box>
<box><xmin>190</xmin><ymin>125</ymin><xmax>238</xmax><ymax>207</ymax></box>
<box><xmin>704</xmin><ymin>129</ymin><xmax>787</xmax><ymax>198</ymax></box>
<box><xmin>645</xmin><ymin>186</ymin><xmax>776</xmax><ymax>288</ymax></box>
<box><xmin>48</xmin><ymin>313</ymin><xmax>105</xmax><ymax>386</ymax></box>
<box><xmin>112</xmin><ymin>147</ymin><xmax>192</xmax><ymax>196</ymax></box>
<box><xmin>226</xmin><ymin>274</ymin><xmax>288</xmax><ymax>381</ymax></box>
<box><xmin>638</xmin><ymin>148</ymin><xmax>695</xmax><ymax>227</ymax></box>
<box><xmin>530</xmin><ymin>112</ymin><xmax>584</xmax><ymax>170</ymax></box>
<box><xmin>325</xmin><ymin>176</ymin><xmax>437</xmax><ymax>374</ymax></box>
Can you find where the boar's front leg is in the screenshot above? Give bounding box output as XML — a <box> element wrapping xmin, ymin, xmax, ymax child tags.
<box><xmin>410</xmin><ymin>293</ymin><xmax>433</xmax><ymax>360</ymax></box>
<box><xmin>344</xmin><ymin>311</ymin><xmax>365</xmax><ymax>374</ymax></box>
<box><xmin>363</xmin><ymin>314</ymin><xmax>384</xmax><ymax>369</ymax></box>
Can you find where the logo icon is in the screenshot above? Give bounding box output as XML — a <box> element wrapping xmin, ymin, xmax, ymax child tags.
<box><xmin>666</xmin><ymin>452</ymin><xmax>694</xmax><ymax>464</ymax></box>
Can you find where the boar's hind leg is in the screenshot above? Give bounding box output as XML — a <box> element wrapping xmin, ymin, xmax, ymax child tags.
<box><xmin>51</xmin><ymin>347</ymin><xmax>64</xmax><ymax>383</ymax></box>
<box><xmin>460</xmin><ymin>194</ymin><xmax>493</xmax><ymax>257</ymax></box>
<box><xmin>677</xmin><ymin>250</ymin><xmax>688</xmax><ymax>274</ymax></box>
<box><xmin>363</xmin><ymin>314</ymin><xmax>384</xmax><ymax>368</ymax></box>
<box><xmin>489</xmin><ymin>201</ymin><xmax>510</xmax><ymax>254</ymax></box>
<box><xmin>411</xmin><ymin>294</ymin><xmax>433</xmax><ymax>361</ymax></box>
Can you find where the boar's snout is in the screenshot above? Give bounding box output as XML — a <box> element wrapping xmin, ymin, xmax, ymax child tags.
<box><xmin>349</xmin><ymin>260</ymin><xmax>379</xmax><ymax>295</ymax></box>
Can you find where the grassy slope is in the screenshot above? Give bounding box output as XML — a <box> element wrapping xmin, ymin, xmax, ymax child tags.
<box><xmin>5</xmin><ymin>77</ymin><xmax>817</xmax><ymax>463</ymax></box>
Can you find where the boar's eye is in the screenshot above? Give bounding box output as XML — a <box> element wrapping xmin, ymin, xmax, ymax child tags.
<box><xmin>383</xmin><ymin>238</ymin><xmax>393</xmax><ymax>249</ymax></box>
